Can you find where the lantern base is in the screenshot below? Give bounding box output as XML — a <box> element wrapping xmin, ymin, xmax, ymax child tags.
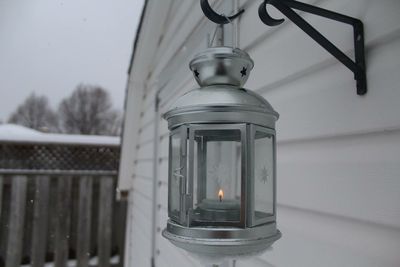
<box><xmin>162</xmin><ymin>220</ymin><xmax>281</xmax><ymax>257</ymax></box>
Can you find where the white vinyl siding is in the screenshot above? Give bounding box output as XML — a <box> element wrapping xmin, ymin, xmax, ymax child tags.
<box><xmin>120</xmin><ymin>0</ymin><xmax>400</xmax><ymax>266</ymax></box>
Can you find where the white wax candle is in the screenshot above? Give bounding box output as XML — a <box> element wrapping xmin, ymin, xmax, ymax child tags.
<box><xmin>199</xmin><ymin>199</ymin><xmax>240</xmax><ymax>210</ymax></box>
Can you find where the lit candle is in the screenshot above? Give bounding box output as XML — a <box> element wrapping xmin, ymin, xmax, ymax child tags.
<box><xmin>194</xmin><ymin>189</ymin><xmax>241</xmax><ymax>222</ymax></box>
<box><xmin>218</xmin><ymin>189</ymin><xmax>223</xmax><ymax>202</ymax></box>
<box><xmin>199</xmin><ymin>189</ymin><xmax>240</xmax><ymax>210</ymax></box>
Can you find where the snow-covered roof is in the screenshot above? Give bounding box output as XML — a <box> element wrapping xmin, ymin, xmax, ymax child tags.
<box><xmin>0</xmin><ymin>124</ymin><xmax>120</xmax><ymax>146</ymax></box>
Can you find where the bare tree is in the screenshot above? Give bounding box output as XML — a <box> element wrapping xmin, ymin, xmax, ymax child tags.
<box><xmin>8</xmin><ymin>93</ymin><xmax>58</xmax><ymax>132</ymax></box>
<box><xmin>58</xmin><ymin>84</ymin><xmax>121</xmax><ymax>135</ymax></box>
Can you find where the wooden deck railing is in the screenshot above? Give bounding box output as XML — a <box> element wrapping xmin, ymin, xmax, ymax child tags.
<box><xmin>0</xmin><ymin>139</ymin><xmax>126</xmax><ymax>267</ymax></box>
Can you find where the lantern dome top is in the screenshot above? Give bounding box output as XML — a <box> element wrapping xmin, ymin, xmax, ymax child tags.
<box><xmin>165</xmin><ymin>85</ymin><xmax>278</xmax><ymax>117</ymax></box>
<box><xmin>163</xmin><ymin>85</ymin><xmax>279</xmax><ymax>129</ymax></box>
<box><xmin>190</xmin><ymin>46</ymin><xmax>254</xmax><ymax>87</ymax></box>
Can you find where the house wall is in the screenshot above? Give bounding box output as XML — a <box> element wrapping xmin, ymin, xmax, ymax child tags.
<box><xmin>119</xmin><ymin>0</ymin><xmax>400</xmax><ymax>266</ymax></box>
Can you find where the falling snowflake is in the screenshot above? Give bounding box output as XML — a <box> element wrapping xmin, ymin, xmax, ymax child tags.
<box><xmin>260</xmin><ymin>166</ymin><xmax>269</xmax><ymax>184</ymax></box>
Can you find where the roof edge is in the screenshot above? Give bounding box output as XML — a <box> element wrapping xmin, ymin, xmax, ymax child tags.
<box><xmin>127</xmin><ymin>0</ymin><xmax>149</xmax><ymax>74</ymax></box>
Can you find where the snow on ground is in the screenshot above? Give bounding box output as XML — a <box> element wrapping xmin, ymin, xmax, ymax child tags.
<box><xmin>0</xmin><ymin>124</ymin><xmax>120</xmax><ymax>146</ymax></box>
<box><xmin>20</xmin><ymin>255</ymin><xmax>120</xmax><ymax>267</ymax></box>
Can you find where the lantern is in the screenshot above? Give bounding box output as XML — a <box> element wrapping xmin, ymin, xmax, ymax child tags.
<box><xmin>162</xmin><ymin>46</ymin><xmax>281</xmax><ymax>257</ymax></box>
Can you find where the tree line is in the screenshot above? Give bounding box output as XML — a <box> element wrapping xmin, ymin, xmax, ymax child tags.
<box><xmin>8</xmin><ymin>84</ymin><xmax>122</xmax><ymax>136</ymax></box>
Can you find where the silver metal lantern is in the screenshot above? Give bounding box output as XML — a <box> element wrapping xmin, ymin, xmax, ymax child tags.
<box><xmin>162</xmin><ymin>46</ymin><xmax>281</xmax><ymax>257</ymax></box>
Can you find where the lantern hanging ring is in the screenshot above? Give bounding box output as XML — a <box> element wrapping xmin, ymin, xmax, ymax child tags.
<box><xmin>200</xmin><ymin>0</ymin><xmax>244</xmax><ymax>25</ymax></box>
<box><xmin>208</xmin><ymin>14</ymin><xmax>233</xmax><ymax>47</ymax></box>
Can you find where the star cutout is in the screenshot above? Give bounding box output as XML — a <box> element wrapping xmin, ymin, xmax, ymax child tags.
<box><xmin>240</xmin><ymin>67</ymin><xmax>247</xmax><ymax>77</ymax></box>
<box><xmin>194</xmin><ymin>69</ymin><xmax>200</xmax><ymax>77</ymax></box>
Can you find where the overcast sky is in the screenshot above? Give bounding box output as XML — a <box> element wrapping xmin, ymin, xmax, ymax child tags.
<box><xmin>0</xmin><ymin>0</ymin><xmax>144</xmax><ymax>121</ymax></box>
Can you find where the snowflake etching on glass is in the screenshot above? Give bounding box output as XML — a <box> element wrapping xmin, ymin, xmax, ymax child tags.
<box><xmin>208</xmin><ymin>163</ymin><xmax>229</xmax><ymax>193</ymax></box>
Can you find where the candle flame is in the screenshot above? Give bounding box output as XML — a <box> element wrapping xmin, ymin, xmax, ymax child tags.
<box><xmin>218</xmin><ymin>189</ymin><xmax>224</xmax><ymax>202</ymax></box>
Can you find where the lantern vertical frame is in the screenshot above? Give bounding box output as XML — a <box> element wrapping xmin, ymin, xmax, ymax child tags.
<box><xmin>168</xmin><ymin>125</ymin><xmax>189</xmax><ymax>225</ymax></box>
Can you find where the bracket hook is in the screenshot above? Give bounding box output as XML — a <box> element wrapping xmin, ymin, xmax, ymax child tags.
<box><xmin>258</xmin><ymin>0</ymin><xmax>285</xmax><ymax>26</ymax></box>
<box><xmin>200</xmin><ymin>0</ymin><xmax>244</xmax><ymax>25</ymax></box>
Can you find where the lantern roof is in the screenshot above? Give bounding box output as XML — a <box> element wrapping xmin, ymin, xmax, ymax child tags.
<box><xmin>166</xmin><ymin>83</ymin><xmax>277</xmax><ymax>114</ymax></box>
<box><xmin>163</xmin><ymin>85</ymin><xmax>279</xmax><ymax>129</ymax></box>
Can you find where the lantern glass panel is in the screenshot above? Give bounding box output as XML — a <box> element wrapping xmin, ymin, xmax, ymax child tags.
<box><xmin>252</xmin><ymin>127</ymin><xmax>275</xmax><ymax>225</ymax></box>
<box><xmin>168</xmin><ymin>127</ymin><xmax>186</xmax><ymax>223</ymax></box>
<box><xmin>190</xmin><ymin>126</ymin><xmax>243</xmax><ymax>226</ymax></box>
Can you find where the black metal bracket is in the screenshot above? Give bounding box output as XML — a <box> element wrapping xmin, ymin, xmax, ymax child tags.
<box><xmin>259</xmin><ymin>0</ymin><xmax>366</xmax><ymax>95</ymax></box>
<box><xmin>199</xmin><ymin>0</ymin><xmax>366</xmax><ymax>95</ymax></box>
<box><xmin>200</xmin><ymin>0</ymin><xmax>245</xmax><ymax>25</ymax></box>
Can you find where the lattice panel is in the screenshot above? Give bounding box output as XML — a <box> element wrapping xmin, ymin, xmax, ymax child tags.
<box><xmin>0</xmin><ymin>143</ymin><xmax>120</xmax><ymax>174</ymax></box>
